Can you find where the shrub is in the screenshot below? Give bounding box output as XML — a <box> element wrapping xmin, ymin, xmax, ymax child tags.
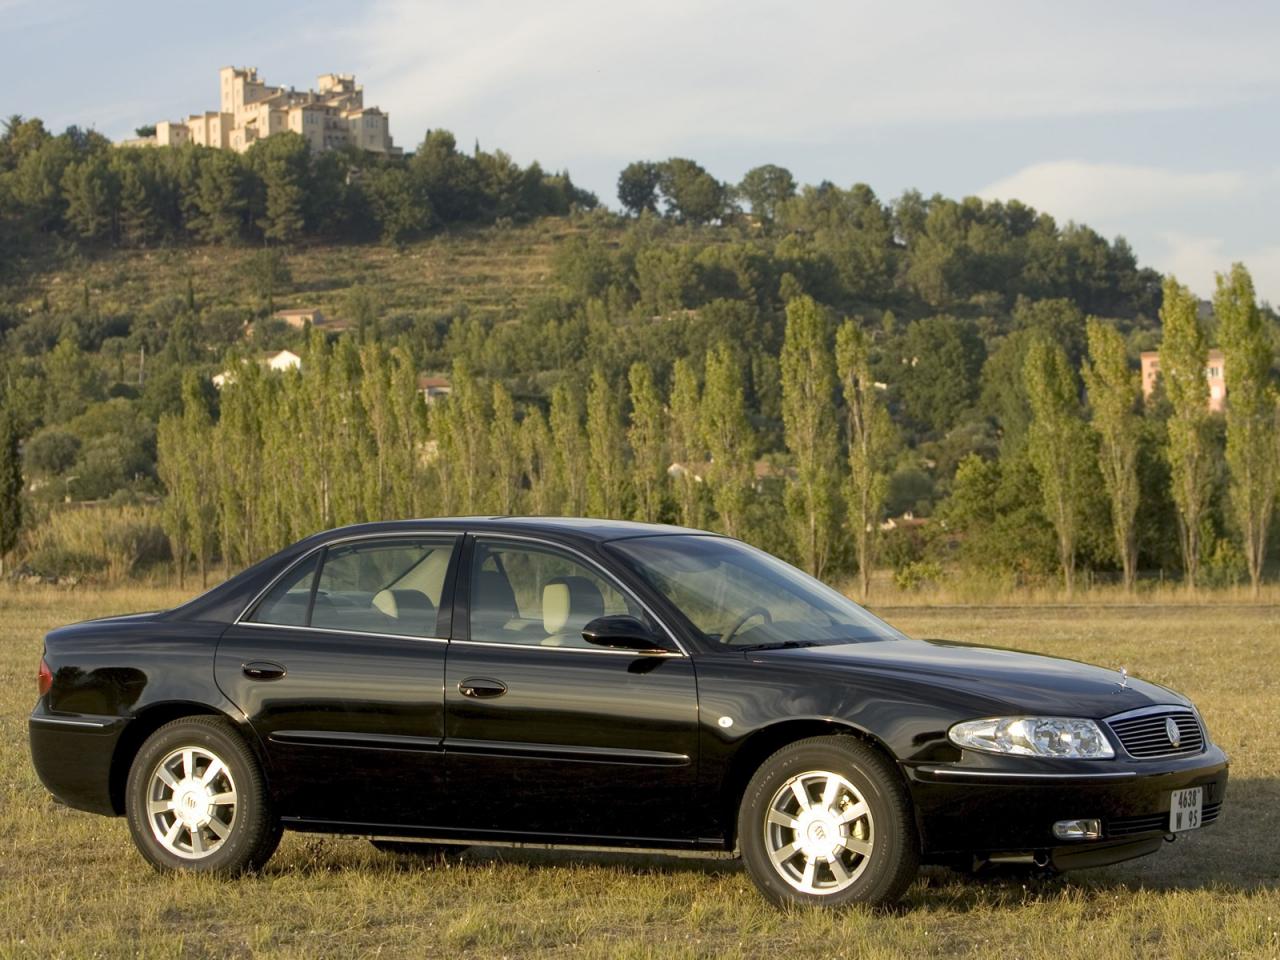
<box><xmin>21</xmin><ymin>504</ymin><xmax>170</xmax><ymax>581</ymax></box>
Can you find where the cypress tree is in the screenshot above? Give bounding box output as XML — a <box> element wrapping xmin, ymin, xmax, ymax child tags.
<box><xmin>0</xmin><ymin>409</ymin><xmax>23</xmax><ymax>576</ymax></box>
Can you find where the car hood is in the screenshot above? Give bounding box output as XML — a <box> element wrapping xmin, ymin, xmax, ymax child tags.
<box><xmin>748</xmin><ymin>637</ymin><xmax>1183</xmax><ymax>718</ymax></box>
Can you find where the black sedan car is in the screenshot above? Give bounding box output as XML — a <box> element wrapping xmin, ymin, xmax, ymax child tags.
<box><xmin>29</xmin><ymin>518</ymin><xmax>1227</xmax><ymax>907</ymax></box>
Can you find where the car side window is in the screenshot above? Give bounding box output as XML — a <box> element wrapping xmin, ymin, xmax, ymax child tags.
<box><xmin>249</xmin><ymin>552</ymin><xmax>320</xmax><ymax>626</ymax></box>
<box><xmin>468</xmin><ymin>540</ymin><xmax>648</xmax><ymax>649</ymax></box>
<box><xmin>309</xmin><ymin>539</ymin><xmax>456</xmax><ymax>638</ymax></box>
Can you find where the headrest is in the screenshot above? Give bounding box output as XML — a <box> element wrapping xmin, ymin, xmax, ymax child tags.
<box><xmin>372</xmin><ymin>588</ymin><xmax>435</xmax><ymax>623</ymax></box>
<box><xmin>542</xmin><ymin>576</ymin><xmax>604</xmax><ymax>635</ymax></box>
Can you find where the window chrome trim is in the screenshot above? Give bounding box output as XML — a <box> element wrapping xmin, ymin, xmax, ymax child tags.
<box><xmin>449</xmin><ymin>638</ymin><xmax>682</xmax><ymax>658</ymax></box>
<box><xmin>234</xmin><ymin>530</ymin><xmax>460</xmax><ymax>635</ymax></box>
<box><xmin>234</xmin><ymin>621</ymin><xmax>450</xmax><ymax>644</ymax></box>
<box><xmin>466</xmin><ymin>532</ymin><xmax>690</xmax><ymax>657</ymax></box>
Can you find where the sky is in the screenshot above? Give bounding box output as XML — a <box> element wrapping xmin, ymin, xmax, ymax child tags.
<box><xmin>6</xmin><ymin>0</ymin><xmax>1279</xmax><ymax>303</ymax></box>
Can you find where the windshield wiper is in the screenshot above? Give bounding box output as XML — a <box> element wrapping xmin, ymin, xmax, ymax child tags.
<box><xmin>736</xmin><ymin>640</ymin><xmax>819</xmax><ymax>652</ymax></box>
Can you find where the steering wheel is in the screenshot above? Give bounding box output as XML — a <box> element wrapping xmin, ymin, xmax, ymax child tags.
<box><xmin>722</xmin><ymin>606</ymin><xmax>773</xmax><ymax>645</ymax></box>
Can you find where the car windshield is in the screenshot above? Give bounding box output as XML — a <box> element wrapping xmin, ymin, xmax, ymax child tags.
<box><xmin>606</xmin><ymin>535</ymin><xmax>906</xmax><ymax>648</ymax></box>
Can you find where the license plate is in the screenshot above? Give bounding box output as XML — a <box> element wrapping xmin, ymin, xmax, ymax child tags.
<box><xmin>1169</xmin><ymin>787</ymin><xmax>1203</xmax><ymax>832</ymax></box>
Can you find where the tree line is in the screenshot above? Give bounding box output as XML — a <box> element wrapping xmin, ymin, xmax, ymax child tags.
<box><xmin>5</xmin><ymin>112</ymin><xmax>1279</xmax><ymax>591</ymax></box>
<box><xmin>150</xmin><ymin>266</ymin><xmax>1280</xmax><ymax>598</ymax></box>
<box><xmin>0</xmin><ymin>116</ymin><xmax>596</xmax><ymax>256</ymax></box>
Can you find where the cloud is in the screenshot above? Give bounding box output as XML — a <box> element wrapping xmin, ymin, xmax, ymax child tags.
<box><xmin>355</xmin><ymin>0</ymin><xmax>1280</xmax><ymax>160</ymax></box>
<box><xmin>977</xmin><ymin>161</ymin><xmax>1245</xmax><ymax>223</ymax></box>
<box><xmin>1158</xmin><ymin>232</ymin><xmax>1280</xmax><ymax>306</ymax></box>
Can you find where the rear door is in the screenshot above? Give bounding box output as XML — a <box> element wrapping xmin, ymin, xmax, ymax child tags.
<box><xmin>442</xmin><ymin>535</ymin><xmax>701</xmax><ymax>845</ymax></box>
<box><xmin>215</xmin><ymin>535</ymin><xmax>459</xmax><ymax>827</ymax></box>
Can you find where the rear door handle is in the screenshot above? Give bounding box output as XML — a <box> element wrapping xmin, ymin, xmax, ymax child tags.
<box><xmin>242</xmin><ymin>660</ymin><xmax>287</xmax><ymax>681</ymax></box>
<box><xmin>458</xmin><ymin>677</ymin><xmax>507</xmax><ymax>699</ymax></box>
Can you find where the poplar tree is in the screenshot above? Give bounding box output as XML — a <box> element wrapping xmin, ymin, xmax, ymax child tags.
<box><xmin>780</xmin><ymin>295</ymin><xmax>838</xmax><ymax>577</ymax></box>
<box><xmin>436</xmin><ymin>360</ymin><xmax>490</xmax><ymax>515</ymax></box>
<box><xmin>550</xmin><ymin>382</ymin><xmax>588</xmax><ymax>516</ymax></box>
<box><xmin>586</xmin><ymin>368</ymin><xmax>627</xmax><ymax>518</ymax></box>
<box><xmin>1160</xmin><ymin>277</ymin><xmax>1214</xmax><ymax>588</ymax></box>
<box><xmin>1216</xmin><ymin>263</ymin><xmax>1276</xmax><ymax>596</ymax></box>
<box><xmin>836</xmin><ymin>320</ymin><xmax>893</xmax><ymax>598</ymax></box>
<box><xmin>157</xmin><ymin>413</ymin><xmax>192</xmax><ymax>586</ymax></box>
<box><xmin>1082</xmin><ymin>319</ymin><xmax>1141</xmax><ymax>591</ymax></box>
<box><xmin>627</xmin><ymin>362</ymin><xmax>667</xmax><ymax>523</ymax></box>
<box><xmin>702</xmin><ymin>345</ymin><xmax>753</xmax><ymax>538</ymax></box>
<box><xmin>387</xmin><ymin>347</ymin><xmax>426</xmax><ymax>518</ymax></box>
<box><xmin>157</xmin><ymin>375</ymin><xmax>217</xmax><ymax>586</ymax></box>
<box><xmin>490</xmin><ymin>382</ymin><xmax>521</xmax><ymax>515</ymax></box>
<box><xmin>359</xmin><ymin>341</ymin><xmax>394</xmax><ymax>520</ymax></box>
<box><xmin>1024</xmin><ymin>337</ymin><xmax>1090</xmax><ymax>595</ymax></box>
<box><xmin>668</xmin><ymin>358</ymin><xmax>704</xmax><ymax>528</ymax></box>
<box><xmin>519</xmin><ymin>406</ymin><xmax>557</xmax><ymax>515</ymax></box>
<box><xmin>0</xmin><ymin>409</ymin><xmax>23</xmax><ymax>576</ymax></box>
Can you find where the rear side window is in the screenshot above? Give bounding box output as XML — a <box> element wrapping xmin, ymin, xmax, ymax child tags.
<box><xmin>248</xmin><ymin>538</ymin><xmax>456</xmax><ymax>637</ymax></box>
<box><xmin>249</xmin><ymin>553</ymin><xmax>319</xmax><ymax>627</ymax></box>
<box><xmin>311</xmin><ymin>538</ymin><xmax>455</xmax><ymax>637</ymax></box>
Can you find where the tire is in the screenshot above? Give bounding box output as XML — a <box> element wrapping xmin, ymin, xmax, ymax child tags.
<box><xmin>369</xmin><ymin>839</ymin><xmax>468</xmax><ymax>860</ymax></box>
<box><xmin>737</xmin><ymin>735</ymin><xmax>919</xmax><ymax>908</ymax></box>
<box><xmin>125</xmin><ymin>716</ymin><xmax>282</xmax><ymax>875</ymax></box>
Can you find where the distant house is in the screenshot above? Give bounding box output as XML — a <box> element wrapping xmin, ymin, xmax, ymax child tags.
<box><xmin>417</xmin><ymin>375</ymin><xmax>452</xmax><ymax>404</ymax></box>
<box><xmin>880</xmin><ymin>511</ymin><xmax>929</xmax><ymax>533</ymax></box>
<box><xmin>212</xmin><ymin>349</ymin><xmax>303</xmax><ymax>389</ymax></box>
<box><xmin>1140</xmin><ymin>349</ymin><xmax>1226</xmax><ymax>413</ymax></box>
<box><xmin>272</xmin><ymin>308</ymin><xmax>326</xmax><ymax>330</ymax></box>
<box><xmin>667</xmin><ymin>461</ymin><xmax>710</xmax><ymax>483</ymax></box>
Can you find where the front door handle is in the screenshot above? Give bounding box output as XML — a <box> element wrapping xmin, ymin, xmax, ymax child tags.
<box><xmin>242</xmin><ymin>660</ymin><xmax>287</xmax><ymax>681</ymax></box>
<box><xmin>458</xmin><ymin>677</ymin><xmax>507</xmax><ymax>699</ymax></box>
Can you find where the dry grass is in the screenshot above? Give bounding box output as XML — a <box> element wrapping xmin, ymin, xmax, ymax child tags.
<box><xmin>1</xmin><ymin>585</ymin><xmax>1277</xmax><ymax>958</ymax></box>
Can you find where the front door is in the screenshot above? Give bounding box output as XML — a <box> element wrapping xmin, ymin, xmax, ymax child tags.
<box><xmin>215</xmin><ymin>535</ymin><xmax>459</xmax><ymax>827</ymax></box>
<box><xmin>443</xmin><ymin>536</ymin><xmax>700</xmax><ymax>845</ymax></box>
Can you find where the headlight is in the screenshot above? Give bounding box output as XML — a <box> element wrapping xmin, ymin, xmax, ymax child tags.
<box><xmin>948</xmin><ymin>717</ymin><xmax>1115</xmax><ymax>759</ymax></box>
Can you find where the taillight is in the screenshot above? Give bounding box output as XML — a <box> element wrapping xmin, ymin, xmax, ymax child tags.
<box><xmin>37</xmin><ymin>657</ymin><xmax>52</xmax><ymax>698</ymax></box>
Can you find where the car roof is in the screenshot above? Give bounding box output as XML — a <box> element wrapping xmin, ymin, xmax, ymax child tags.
<box><xmin>308</xmin><ymin>516</ymin><xmax>714</xmax><ymax>545</ymax></box>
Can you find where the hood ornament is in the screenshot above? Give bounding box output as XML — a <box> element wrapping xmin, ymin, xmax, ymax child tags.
<box><xmin>1115</xmin><ymin>667</ymin><xmax>1129</xmax><ymax>692</ymax></box>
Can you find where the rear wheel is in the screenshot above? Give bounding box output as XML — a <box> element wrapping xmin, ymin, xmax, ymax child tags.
<box><xmin>738</xmin><ymin>736</ymin><xmax>919</xmax><ymax>908</ymax></box>
<box><xmin>125</xmin><ymin>716</ymin><xmax>281</xmax><ymax>874</ymax></box>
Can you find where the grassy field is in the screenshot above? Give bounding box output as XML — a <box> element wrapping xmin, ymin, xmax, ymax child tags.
<box><xmin>1</xmin><ymin>585</ymin><xmax>1277</xmax><ymax>959</ymax></box>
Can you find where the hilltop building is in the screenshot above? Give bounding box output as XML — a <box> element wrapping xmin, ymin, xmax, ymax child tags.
<box><xmin>1140</xmin><ymin>349</ymin><xmax>1226</xmax><ymax>413</ymax></box>
<box><xmin>125</xmin><ymin>67</ymin><xmax>399</xmax><ymax>156</ymax></box>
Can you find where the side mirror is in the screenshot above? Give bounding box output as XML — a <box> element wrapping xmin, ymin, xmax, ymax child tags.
<box><xmin>581</xmin><ymin>615</ymin><xmax>673</xmax><ymax>654</ymax></box>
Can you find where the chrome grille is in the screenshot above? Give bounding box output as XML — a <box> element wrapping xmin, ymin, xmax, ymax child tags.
<box><xmin>1105</xmin><ymin>708</ymin><xmax>1205</xmax><ymax>759</ymax></box>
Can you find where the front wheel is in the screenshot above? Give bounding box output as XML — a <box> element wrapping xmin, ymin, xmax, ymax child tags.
<box><xmin>738</xmin><ymin>736</ymin><xmax>919</xmax><ymax>908</ymax></box>
<box><xmin>125</xmin><ymin>716</ymin><xmax>281</xmax><ymax>874</ymax></box>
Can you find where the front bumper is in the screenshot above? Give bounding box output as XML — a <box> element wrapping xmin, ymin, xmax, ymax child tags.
<box><xmin>903</xmin><ymin>744</ymin><xmax>1229</xmax><ymax>861</ymax></box>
